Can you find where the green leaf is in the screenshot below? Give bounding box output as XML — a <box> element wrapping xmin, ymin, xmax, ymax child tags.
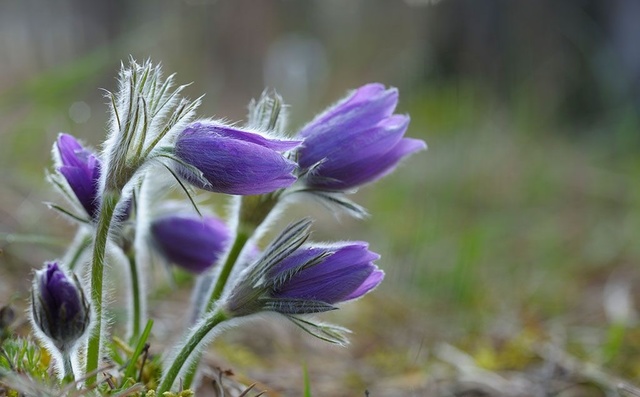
<box><xmin>287</xmin><ymin>316</ymin><xmax>351</xmax><ymax>346</ymax></box>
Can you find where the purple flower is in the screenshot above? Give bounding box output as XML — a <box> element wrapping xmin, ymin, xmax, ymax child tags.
<box><xmin>56</xmin><ymin>134</ymin><xmax>101</xmax><ymax>219</ymax></box>
<box><xmin>268</xmin><ymin>243</ymin><xmax>383</xmax><ymax>306</ymax></box>
<box><xmin>297</xmin><ymin>83</ymin><xmax>426</xmax><ymax>191</ymax></box>
<box><xmin>31</xmin><ymin>262</ymin><xmax>90</xmax><ymax>352</ymax></box>
<box><xmin>150</xmin><ymin>214</ymin><xmax>230</xmax><ymax>274</ymax></box>
<box><xmin>55</xmin><ymin>133</ymin><xmax>132</xmax><ymax>222</ymax></box>
<box><xmin>174</xmin><ymin>122</ymin><xmax>300</xmax><ymax>195</ymax></box>
<box><xmin>226</xmin><ymin>231</ymin><xmax>384</xmax><ymax>317</ymax></box>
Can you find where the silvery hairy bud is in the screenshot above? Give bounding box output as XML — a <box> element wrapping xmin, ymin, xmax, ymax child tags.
<box><xmin>31</xmin><ymin>262</ymin><xmax>90</xmax><ymax>355</ymax></box>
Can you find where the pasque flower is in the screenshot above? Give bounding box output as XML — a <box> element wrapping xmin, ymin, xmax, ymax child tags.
<box><xmin>297</xmin><ymin>83</ymin><xmax>426</xmax><ymax>191</ymax></box>
<box><xmin>55</xmin><ymin>133</ymin><xmax>102</xmax><ymax>220</ymax></box>
<box><xmin>225</xmin><ymin>220</ymin><xmax>384</xmax><ymax>317</ymax></box>
<box><xmin>150</xmin><ymin>214</ymin><xmax>230</xmax><ymax>274</ymax></box>
<box><xmin>31</xmin><ymin>262</ymin><xmax>90</xmax><ymax>352</ymax></box>
<box><xmin>174</xmin><ymin>122</ymin><xmax>300</xmax><ymax>195</ymax></box>
<box><xmin>268</xmin><ymin>243</ymin><xmax>384</xmax><ymax>305</ymax></box>
<box><xmin>54</xmin><ymin>133</ymin><xmax>131</xmax><ymax>222</ymax></box>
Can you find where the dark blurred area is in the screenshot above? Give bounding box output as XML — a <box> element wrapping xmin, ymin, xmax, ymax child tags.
<box><xmin>2</xmin><ymin>0</ymin><xmax>640</xmax><ymax>126</ymax></box>
<box><xmin>428</xmin><ymin>0</ymin><xmax>640</xmax><ymax>127</ymax></box>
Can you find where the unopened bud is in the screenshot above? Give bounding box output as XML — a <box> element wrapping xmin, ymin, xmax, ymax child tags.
<box><xmin>31</xmin><ymin>262</ymin><xmax>90</xmax><ymax>353</ymax></box>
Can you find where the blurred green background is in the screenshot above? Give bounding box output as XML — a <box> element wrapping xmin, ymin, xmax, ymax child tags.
<box><xmin>1</xmin><ymin>0</ymin><xmax>640</xmax><ymax>395</ymax></box>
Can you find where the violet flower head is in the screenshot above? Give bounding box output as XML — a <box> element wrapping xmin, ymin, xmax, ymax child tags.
<box><xmin>31</xmin><ymin>262</ymin><xmax>90</xmax><ymax>352</ymax></box>
<box><xmin>225</xmin><ymin>219</ymin><xmax>384</xmax><ymax>318</ymax></box>
<box><xmin>150</xmin><ymin>214</ymin><xmax>230</xmax><ymax>274</ymax></box>
<box><xmin>56</xmin><ymin>133</ymin><xmax>101</xmax><ymax>219</ymax></box>
<box><xmin>297</xmin><ymin>83</ymin><xmax>426</xmax><ymax>191</ymax></box>
<box><xmin>269</xmin><ymin>243</ymin><xmax>384</xmax><ymax>306</ymax></box>
<box><xmin>174</xmin><ymin>122</ymin><xmax>300</xmax><ymax>195</ymax></box>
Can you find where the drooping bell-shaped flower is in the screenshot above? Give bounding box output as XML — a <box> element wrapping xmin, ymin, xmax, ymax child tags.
<box><xmin>55</xmin><ymin>133</ymin><xmax>102</xmax><ymax>220</ymax></box>
<box><xmin>150</xmin><ymin>214</ymin><xmax>230</xmax><ymax>274</ymax></box>
<box><xmin>225</xmin><ymin>219</ymin><xmax>384</xmax><ymax>317</ymax></box>
<box><xmin>31</xmin><ymin>262</ymin><xmax>90</xmax><ymax>353</ymax></box>
<box><xmin>296</xmin><ymin>83</ymin><xmax>426</xmax><ymax>191</ymax></box>
<box><xmin>173</xmin><ymin>122</ymin><xmax>300</xmax><ymax>195</ymax></box>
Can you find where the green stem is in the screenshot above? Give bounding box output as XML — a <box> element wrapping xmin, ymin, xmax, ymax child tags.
<box><xmin>185</xmin><ymin>195</ymin><xmax>276</xmax><ymax>387</ymax></box>
<box><xmin>156</xmin><ymin>310</ymin><xmax>228</xmax><ymax>394</ymax></box>
<box><xmin>126</xmin><ymin>248</ymin><xmax>142</xmax><ymax>343</ymax></box>
<box><xmin>181</xmin><ymin>357</ymin><xmax>200</xmax><ymax>390</ymax></box>
<box><xmin>183</xmin><ymin>226</ymin><xmax>251</xmax><ymax>389</ymax></box>
<box><xmin>206</xmin><ymin>230</ymin><xmax>250</xmax><ymax>312</ymax></box>
<box><xmin>85</xmin><ymin>191</ymin><xmax>120</xmax><ymax>385</ymax></box>
<box><xmin>182</xmin><ymin>228</ymin><xmax>251</xmax><ymax>388</ymax></box>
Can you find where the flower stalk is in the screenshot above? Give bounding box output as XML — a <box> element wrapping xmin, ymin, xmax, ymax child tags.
<box><xmin>126</xmin><ymin>247</ymin><xmax>142</xmax><ymax>342</ymax></box>
<box><xmin>84</xmin><ymin>59</ymin><xmax>201</xmax><ymax>383</ymax></box>
<box><xmin>156</xmin><ymin>309</ymin><xmax>229</xmax><ymax>394</ymax></box>
<box><xmin>181</xmin><ymin>195</ymin><xmax>275</xmax><ymax>388</ymax></box>
<box><xmin>85</xmin><ymin>190</ymin><xmax>120</xmax><ymax>384</ymax></box>
<box><xmin>206</xmin><ymin>227</ymin><xmax>251</xmax><ymax>311</ymax></box>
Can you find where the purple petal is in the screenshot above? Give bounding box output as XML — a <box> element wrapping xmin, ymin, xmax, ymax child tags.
<box><xmin>273</xmin><ymin>243</ymin><xmax>381</xmax><ymax>304</ymax></box>
<box><xmin>309</xmin><ymin>137</ymin><xmax>426</xmax><ymax>190</ymax></box>
<box><xmin>274</xmin><ymin>264</ymin><xmax>373</xmax><ymax>304</ymax></box>
<box><xmin>183</xmin><ymin>123</ymin><xmax>301</xmax><ymax>151</ymax></box>
<box><xmin>58</xmin><ymin>166</ymin><xmax>99</xmax><ymax>219</ymax></box>
<box><xmin>151</xmin><ymin>215</ymin><xmax>230</xmax><ymax>274</ymax></box>
<box><xmin>55</xmin><ymin>134</ymin><xmax>102</xmax><ymax>219</ymax></box>
<box><xmin>42</xmin><ymin>263</ymin><xmax>82</xmax><ymax>318</ymax></box>
<box><xmin>57</xmin><ymin>134</ymin><xmax>85</xmax><ymax>168</ymax></box>
<box><xmin>268</xmin><ymin>247</ymin><xmax>328</xmax><ymax>278</ymax></box>
<box><xmin>342</xmin><ymin>268</ymin><xmax>384</xmax><ymax>301</ymax></box>
<box><xmin>175</xmin><ymin>127</ymin><xmax>298</xmax><ymax>195</ymax></box>
<box><xmin>299</xmin><ymin>84</ymin><xmax>398</xmax><ymax>139</ymax></box>
<box><xmin>299</xmin><ymin>114</ymin><xmax>410</xmax><ymax>170</ymax></box>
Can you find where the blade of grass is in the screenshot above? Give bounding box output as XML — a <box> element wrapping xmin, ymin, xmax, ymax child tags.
<box><xmin>123</xmin><ymin>319</ymin><xmax>153</xmax><ymax>381</ymax></box>
<box><xmin>303</xmin><ymin>363</ymin><xmax>312</xmax><ymax>397</ymax></box>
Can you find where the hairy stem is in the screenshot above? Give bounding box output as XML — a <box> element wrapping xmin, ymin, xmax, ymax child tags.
<box><xmin>85</xmin><ymin>191</ymin><xmax>120</xmax><ymax>385</ymax></box>
<box><xmin>181</xmin><ymin>356</ymin><xmax>200</xmax><ymax>390</ymax></box>
<box><xmin>185</xmin><ymin>195</ymin><xmax>278</xmax><ymax>387</ymax></box>
<box><xmin>156</xmin><ymin>310</ymin><xmax>228</xmax><ymax>394</ymax></box>
<box><xmin>206</xmin><ymin>230</ymin><xmax>250</xmax><ymax>311</ymax></box>
<box><xmin>126</xmin><ymin>248</ymin><xmax>142</xmax><ymax>343</ymax></box>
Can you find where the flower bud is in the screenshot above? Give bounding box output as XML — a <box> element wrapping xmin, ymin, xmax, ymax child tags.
<box><xmin>31</xmin><ymin>262</ymin><xmax>90</xmax><ymax>353</ymax></box>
